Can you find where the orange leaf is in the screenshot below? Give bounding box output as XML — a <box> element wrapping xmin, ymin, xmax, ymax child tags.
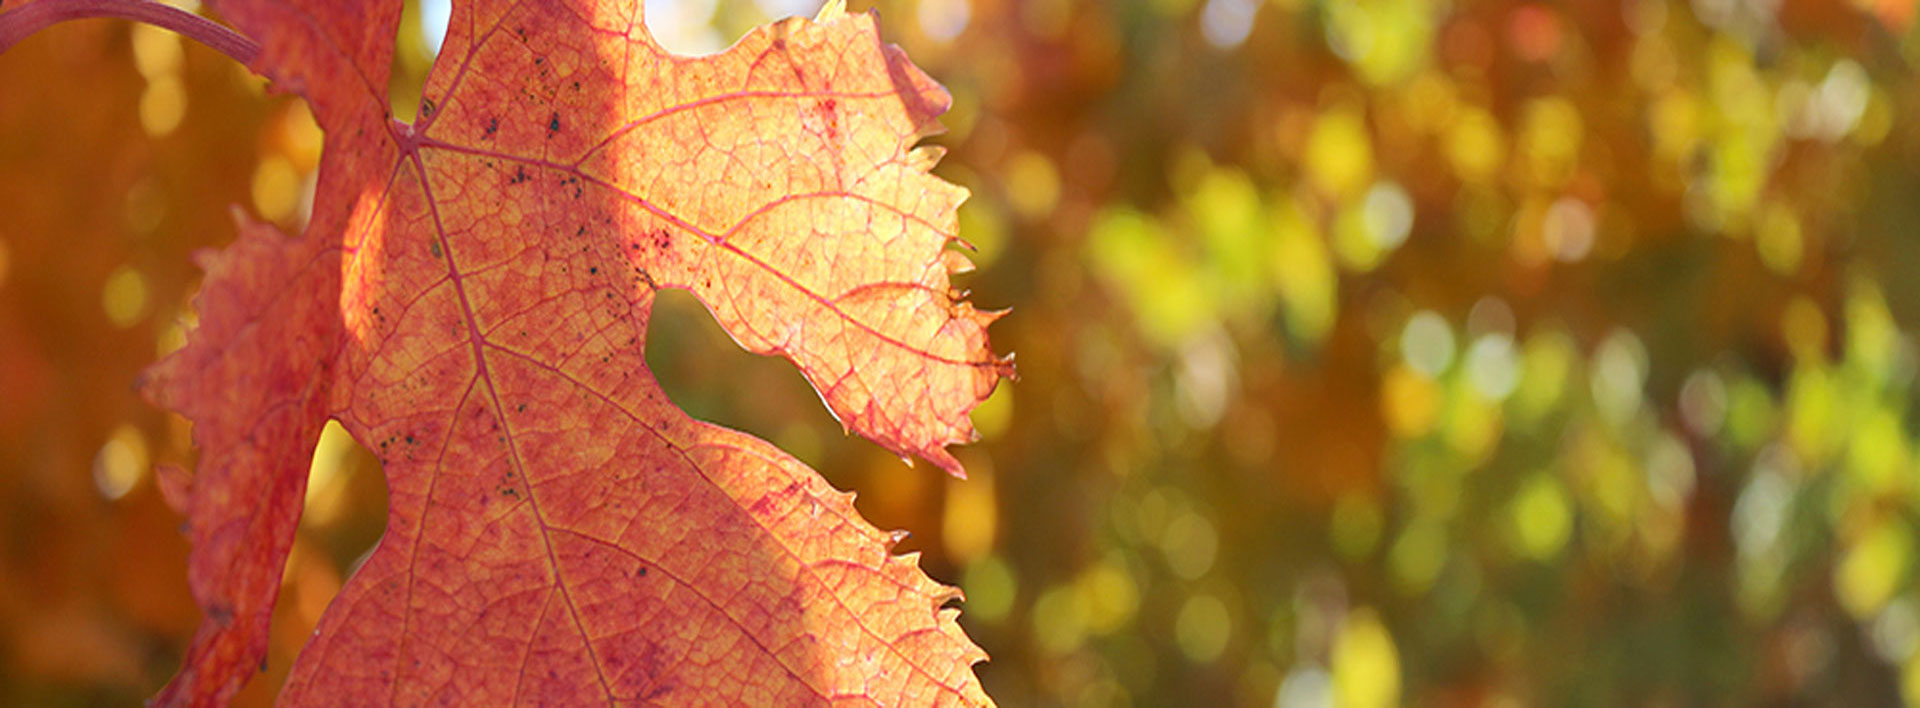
<box><xmin>142</xmin><ymin>0</ymin><xmax>1007</xmax><ymax>704</ymax></box>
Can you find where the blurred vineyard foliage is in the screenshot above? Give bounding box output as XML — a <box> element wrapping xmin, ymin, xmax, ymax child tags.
<box><xmin>6</xmin><ymin>0</ymin><xmax>1920</xmax><ymax>705</ymax></box>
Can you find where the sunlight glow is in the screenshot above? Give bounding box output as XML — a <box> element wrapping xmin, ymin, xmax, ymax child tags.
<box><xmin>646</xmin><ymin>0</ymin><xmax>724</xmax><ymax>55</ymax></box>
<box><xmin>1201</xmin><ymin>0</ymin><xmax>1257</xmax><ymax>49</ymax></box>
<box><xmin>420</xmin><ymin>0</ymin><xmax>452</xmax><ymax>56</ymax></box>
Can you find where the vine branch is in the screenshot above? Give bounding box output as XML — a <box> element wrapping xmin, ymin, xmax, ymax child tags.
<box><xmin>0</xmin><ymin>0</ymin><xmax>259</xmax><ymax>65</ymax></box>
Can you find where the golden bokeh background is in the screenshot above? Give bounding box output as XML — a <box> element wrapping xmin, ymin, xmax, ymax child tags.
<box><xmin>5</xmin><ymin>0</ymin><xmax>1920</xmax><ymax>704</ymax></box>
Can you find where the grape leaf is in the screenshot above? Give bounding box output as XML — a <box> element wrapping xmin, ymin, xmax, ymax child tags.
<box><xmin>140</xmin><ymin>0</ymin><xmax>1009</xmax><ymax>704</ymax></box>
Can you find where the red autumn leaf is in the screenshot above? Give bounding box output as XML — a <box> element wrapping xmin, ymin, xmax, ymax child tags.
<box><xmin>138</xmin><ymin>0</ymin><xmax>1009</xmax><ymax>704</ymax></box>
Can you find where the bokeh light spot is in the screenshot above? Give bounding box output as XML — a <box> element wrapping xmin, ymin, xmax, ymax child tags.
<box><xmin>1332</xmin><ymin>608</ymin><xmax>1400</xmax><ymax>708</ymax></box>
<box><xmin>1505</xmin><ymin>4</ymin><xmax>1560</xmax><ymax>63</ymax></box>
<box><xmin>1175</xmin><ymin>329</ymin><xmax>1238</xmax><ymax>428</ymax></box>
<box><xmin>1467</xmin><ymin>297</ymin><xmax>1514</xmax><ymax>338</ymax></box>
<box><xmin>1275</xmin><ymin>665</ymin><xmax>1332</xmax><ymax>708</ymax></box>
<box><xmin>1872</xmin><ymin>599</ymin><xmax>1919</xmax><ymax>665</ymax></box>
<box><xmin>1589</xmin><ymin>329</ymin><xmax>1648</xmax><ymax>426</ymax></box>
<box><xmin>101</xmin><ymin>265</ymin><xmax>150</xmax><ymax>328</ymax></box>
<box><xmin>1389</xmin><ymin>521</ymin><xmax>1445</xmax><ymax>593</ymax></box>
<box><xmin>1510</xmin><ymin>474</ymin><xmax>1571</xmax><ymax>561</ymax></box>
<box><xmin>916</xmin><ymin>0</ymin><xmax>971</xmax><ymax>42</ymax></box>
<box><xmin>1175</xmin><ymin>593</ymin><xmax>1232</xmax><ymax>663</ymax></box>
<box><xmin>1466</xmin><ymin>333</ymin><xmax>1520</xmax><ymax>400</ymax></box>
<box><xmin>1513</xmin><ymin>329</ymin><xmax>1574</xmax><ymax>421</ymax></box>
<box><xmin>139</xmin><ymin>75</ymin><xmax>188</xmax><ymax>137</ymax></box>
<box><xmin>130</xmin><ymin>23</ymin><xmax>183</xmax><ymax>80</ymax></box>
<box><xmin>1272</xmin><ymin>194</ymin><xmax>1337</xmax><ymax>346</ymax></box>
<box><xmin>1541</xmin><ymin>197</ymin><xmax>1595</xmax><ymax>263</ymax></box>
<box><xmin>962</xmin><ymin>555</ymin><xmax>1016</xmax><ymax>623</ymax></box>
<box><xmin>1444</xmin><ymin>107</ymin><xmax>1505</xmax><ymax>184</ymax></box>
<box><xmin>91</xmin><ymin>424</ymin><xmax>149</xmax><ymax>501</ymax></box>
<box><xmin>1837</xmin><ymin>518</ymin><xmax>1912</xmax><ymax>619</ymax></box>
<box><xmin>1732</xmin><ymin>461</ymin><xmax>1793</xmax><ymax>561</ymax></box>
<box><xmin>1079</xmin><ymin>557</ymin><xmax>1141</xmax><ymax>635</ymax></box>
<box><xmin>1305</xmin><ymin>105</ymin><xmax>1374</xmax><ymax>199</ymax></box>
<box><xmin>252</xmin><ymin>154</ymin><xmax>302</xmax><ymax>224</ymax></box>
<box><xmin>1518</xmin><ymin>97</ymin><xmax>1583</xmax><ymax>188</ymax></box>
<box><xmin>1004</xmin><ymin>150</ymin><xmax>1061</xmax><ymax>220</ymax></box>
<box><xmin>1679</xmin><ymin>369</ymin><xmax>1729</xmax><ymax>438</ymax></box>
<box><xmin>1162</xmin><ymin>508</ymin><xmax>1220</xmax><ymax>580</ymax></box>
<box><xmin>1645</xmin><ymin>433</ymin><xmax>1696</xmax><ymax>511</ymax></box>
<box><xmin>1201</xmin><ymin>0</ymin><xmax>1258</xmax><ymax>50</ymax></box>
<box><xmin>1324</xmin><ymin>0</ymin><xmax>1435</xmax><ymax>85</ymax></box>
<box><xmin>1399</xmin><ymin>310</ymin><xmax>1455</xmax><ymax>378</ymax></box>
<box><xmin>1382</xmin><ymin>364</ymin><xmax>1440</xmax><ymax>438</ymax></box>
<box><xmin>1362</xmin><ymin>181</ymin><xmax>1414</xmax><ymax>251</ymax></box>
<box><xmin>1032</xmin><ymin>584</ymin><xmax>1089</xmax><ymax>655</ymax></box>
<box><xmin>942</xmin><ymin>464</ymin><xmax>997</xmax><ymax>564</ymax></box>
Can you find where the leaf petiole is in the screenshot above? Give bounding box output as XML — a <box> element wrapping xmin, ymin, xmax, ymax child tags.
<box><xmin>0</xmin><ymin>0</ymin><xmax>258</xmax><ymax>65</ymax></box>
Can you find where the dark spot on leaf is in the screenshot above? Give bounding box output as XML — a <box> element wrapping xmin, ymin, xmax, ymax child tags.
<box><xmin>548</xmin><ymin>112</ymin><xmax>561</xmax><ymax>136</ymax></box>
<box><xmin>484</xmin><ymin>117</ymin><xmax>498</xmax><ymax>139</ymax></box>
<box><xmin>430</xmin><ymin>240</ymin><xmax>443</xmax><ymax>259</ymax></box>
<box><xmin>817</xmin><ymin>99</ymin><xmax>839</xmax><ymax>140</ymax></box>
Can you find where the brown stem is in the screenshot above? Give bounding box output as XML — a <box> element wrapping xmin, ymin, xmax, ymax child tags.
<box><xmin>0</xmin><ymin>0</ymin><xmax>259</xmax><ymax>65</ymax></box>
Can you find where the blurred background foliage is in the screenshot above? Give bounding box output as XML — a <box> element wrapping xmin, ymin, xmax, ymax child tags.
<box><xmin>5</xmin><ymin>0</ymin><xmax>1920</xmax><ymax>705</ymax></box>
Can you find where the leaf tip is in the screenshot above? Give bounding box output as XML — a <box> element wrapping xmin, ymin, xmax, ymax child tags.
<box><xmin>154</xmin><ymin>463</ymin><xmax>194</xmax><ymax>514</ymax></box>
<box><xmin>941</xmin><ymin>249</ymin><xmax>976</xmax><ymax>275</ymax></box>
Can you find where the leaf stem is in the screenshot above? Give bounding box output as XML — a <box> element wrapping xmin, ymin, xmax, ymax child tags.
<box><xmin>0</xmin><ymin>0</ymin><xmax>259</xmax><ymax>65</ymax></box>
